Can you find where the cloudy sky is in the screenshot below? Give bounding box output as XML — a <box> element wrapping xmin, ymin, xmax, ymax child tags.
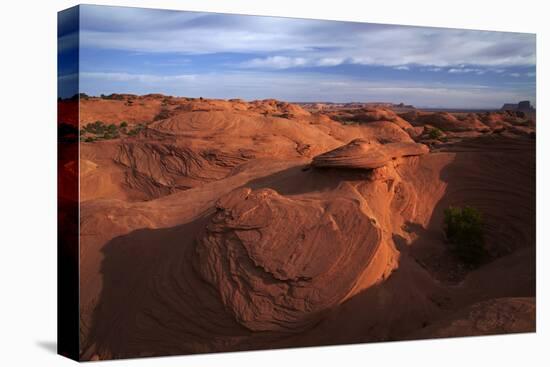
<box><xmin>62</xmin><ymin>5</ymin><xmax>536</xmax><ymax>108</ymax></box>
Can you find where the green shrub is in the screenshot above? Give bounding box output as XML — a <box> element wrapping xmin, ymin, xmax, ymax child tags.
<box><xmin>84</xmin><ymin>121</ymin><xmax>106</xmax><ymax>134</ymax></box>
<box><xmin>120</xmin><ymin>121</ymin><xmax>128</xmax><ymax>128</ymax></box>
<box><xmin>427</xmin><ymin>127</ymin><xmax>443</xmax><ymax>140</ymax></box>
<box><xmin>103</xmin><ymin>132</ymin><xmax>119</xmax><ymax>140</ymax></box>
<box><xmin>127</xmin><ymin>124</ymin><xmax>145</xmax><ymax>136</ymax></box>
<box><xmin>444</xmin><ymin>206</ymin><xmax>486</xmax><ymax>266</ymax></box>
<box><xmin>81</xmin><ymin>121</ymin><xmax>121</xmax><ymax>140</ymax></box>
<box><xmin>153</xmin><ymin>108</ymin><xmax>171</xmax><ymax>121</ymax></box>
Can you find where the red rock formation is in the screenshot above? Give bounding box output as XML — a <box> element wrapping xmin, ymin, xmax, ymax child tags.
<box><xmin>195</xmin><ymin>187</ymin><xmax>384</xmax><ymax>332</ymax></box>
<box><xmin>312</xmin><ymin>139</ymin><xmax>429</xmax><ymax>169</ymax></box>
<box><xmin>76</xmin><ymin>97</ymin><xmax>535</xmax><ymax>360</ymax></box>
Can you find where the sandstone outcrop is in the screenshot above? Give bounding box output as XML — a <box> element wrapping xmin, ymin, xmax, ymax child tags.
<box><xmin>312</xmin><ymin>139</ymin><xmax>429</xmax><ymax>170</ymax></box>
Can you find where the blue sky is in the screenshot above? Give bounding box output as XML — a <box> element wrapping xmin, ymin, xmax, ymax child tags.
<box><xmin>63</xmin><ymin>5</ymin><xmax>535</xmax><ymax>108</ymax></box>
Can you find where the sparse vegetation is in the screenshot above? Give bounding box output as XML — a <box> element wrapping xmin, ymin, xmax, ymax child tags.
<box><xmin>81</xmin><ymin>121</ymin><xmax>120</xmax><ymax>141</ymax></box>
<box><xmin>83</xmin><ymin>121</ymin><xmax>105</xmax><ymax>134</ymax></box>
<box><xmin>427</xmin><ymin>126</ymin><xmax>443</xmax><ymax>140</ymax></box>
<box><xmin>79</xmin><ymin>120</ymin><xmax>147</xmax><ymax>142</ymax></box>
<box><xmin>444</xmin><ymin>206</ymin><xmax>486</xmax><ymax>266</ymax></box>
<box><xmin>154</xmin><ymin>108</ymin><xmax>172</xmax><ymax>121</ymax></box>
<box><xmin>127</xmin><ymin>123</ymin><xmax>146</xmax><ymax>136</ymax></box>
<box><xmin>100</xmin><ymin>93</ymin><xmax>126</xmax><ymax>100</ymax></box>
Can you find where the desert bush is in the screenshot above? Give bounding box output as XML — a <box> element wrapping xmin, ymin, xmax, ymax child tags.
<box><xmin>120</xmin><ymin>121</ymin><xmax>128</xmax><ymax>128</ymax></box>
<box><xmin>84</xmin><ymin>121</ymin><xmax>105</xmax><ymax>134</ymax></box>
<box><xmin>100</xmin><ymin>93</ymin><xmax>125</xmax><ymax>100</ymax></box>
<box><xmin>444</xmin><ymin>206</ymin><xmax>486</xmax><ymax>266</ymax></box>
<box><xmin>81</xmin><ymin>121</ymin><xmax>121</xmax><ymax>140</ymax></box>
<box><xmin>127</xmin><ymin>123</ymin><xmax>145</xmax><ymax>136</ymax></box>
<box><xmin>153</xmin><ymin>108</ymin><xmax>172</xmax><ymax>121</ymax></box>
<box><xmin>427</xmin><ymin>127</ymin><xmax>443</xmax><ymax>140</ymax></box>
<box><xmin>103</xmin><ymin>132</ymin><xmax>119</xmax><ymax>140</ymax></box>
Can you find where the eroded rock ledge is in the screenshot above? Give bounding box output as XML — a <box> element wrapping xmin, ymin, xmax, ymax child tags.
<box><xmin>311</xmin><ymin>138</ymin><xmax>429</xmax><ymax>170</ymax></box>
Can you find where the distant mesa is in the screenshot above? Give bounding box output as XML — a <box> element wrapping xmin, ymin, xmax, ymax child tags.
<box><xmin>364</xmin><ymin>102</ymin><xmax>415</xmax><ymax>109</ymax></box>
<box><xmin>501</xmin><ymin>100</ymin><xmax>535</xmax><ymax>113</ymax></box>
<box><xmin>297</xmin><ymin>101</ymin><xmax>415</xmax><ymax>111</ymax></box>
<box><xmin>311</xmin><ymin>138</ymin><xmax>429</xmax><ymax>170</ymax></box>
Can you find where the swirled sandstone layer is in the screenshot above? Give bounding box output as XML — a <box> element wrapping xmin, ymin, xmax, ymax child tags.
<box><xmin>194</xmin><ymin>187</ymin><xmax>383</xmax><ymax>332</ymax></box>
<box><xmin>311</xmin><ymin>139</ymin><xmax>429</xmax><ymax>170</ymax></box>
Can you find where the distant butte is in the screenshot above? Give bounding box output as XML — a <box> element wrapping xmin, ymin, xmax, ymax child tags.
<box><xmin>501</xmin><ymin>100</ymin><xmax>535</xmax><ymax>112</ymax></box>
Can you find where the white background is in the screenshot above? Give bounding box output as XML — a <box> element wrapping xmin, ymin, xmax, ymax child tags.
<box><xmin>0</xmin><ymin>0</ymin><xmax>547</xmax><ymax>365</ymax></box>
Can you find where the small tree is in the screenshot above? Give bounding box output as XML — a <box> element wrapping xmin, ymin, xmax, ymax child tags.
<box><xmin>127</xmin><ymin>124</ymin><xmax>144</xmax><ymax>136</ymax></box>
<box><xmin>427</xmin><ymin>127</ymin><xmax>443</xmax><ymax>140</ymax></box>
<box><xmin>85</xmin><ymin>121</ymin><xmax>105</xmax><ymax>134</ymax></box>
<box><xmin>444</xmin><ymin>206</ymin><xmax>486</xmax><ymax>266</ymax></box>
<box><xmin>120</xmin><ymin>121</ymin><xmax>128</xmax><ymax>128</ymax></box>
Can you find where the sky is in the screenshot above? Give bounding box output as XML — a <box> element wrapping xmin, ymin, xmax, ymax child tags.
<box><xmin>60</xmin><ymin>4</ymin><xmax>536</xmax><ymax>108</ymax></box>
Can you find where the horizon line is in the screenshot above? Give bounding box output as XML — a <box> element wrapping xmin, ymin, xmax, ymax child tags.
<box><xmin>62</xmin><ymin>92</ymin><xmax>535</xmax><ymax>111</ymax></box>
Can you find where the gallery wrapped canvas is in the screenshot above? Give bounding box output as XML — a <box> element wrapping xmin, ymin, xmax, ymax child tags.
<box><xmin>58</xmin><ymin>4</ymin><xmax>536</xmax><ymax>361</ymax></box>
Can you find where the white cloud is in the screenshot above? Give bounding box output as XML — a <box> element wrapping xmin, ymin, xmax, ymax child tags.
<box><xmin>80</xmin><ymin>72</ymin><xmax>197</xmax><ymax>83</ymax></box>
<box><xmin>509</xmin><ymin>73</ymin><xmax>521</xmax><ymax>77</ymax></box>
<box><xmin>239</xmin><ymin>56</ymin><xmax>349</xmax><ymax>69</ymax></box>
<box><xmin>79</xmin><ymin>5</ymin><xmax>536</xmax><ymax>69</ymax></box>
<box><xmin>448</xmin><ymin>67</ymin><xmax>490</xmax><ymax>74</ymax></box>
<box><xmin>76</xmin><ymin>5</ymin><xmax>535</xmax><ymax>107</ymax></box>
<box><xmin>317</xmin><ymin>57</ymin><xmax>346</xmax><ymax>66</ymax></box>
<box><xmin>240</xmin><ymin>56</ymin><xmax>310</xmax><ymax>69</ymax></box>
<box><xmin>449</xmin><ymin>68</ymin><xmax>475</xmax><ymax>73</ymax></box>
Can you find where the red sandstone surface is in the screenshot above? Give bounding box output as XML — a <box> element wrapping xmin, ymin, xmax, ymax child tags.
<box><xmin>71</xmin><ymin>95</ymin><xmax>535</xmax><ymax>360</ymax></box>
